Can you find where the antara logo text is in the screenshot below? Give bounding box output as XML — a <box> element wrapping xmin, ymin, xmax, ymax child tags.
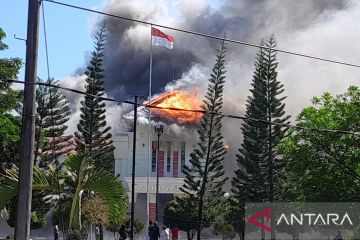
<box><xmin>247</xmin><ymin>208</ymin><xmax>353</xmax><ymax>233</ymax></box>
<box><xmin>277</xmin><ymin>212</ymin><xmax>353</xmax><ymax>226</ymax></box>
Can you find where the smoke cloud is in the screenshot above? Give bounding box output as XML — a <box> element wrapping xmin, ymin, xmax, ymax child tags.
<box><xmin>62</xmin><ymin>0</ymin><xmax>360</xmax><ymax>187</ymax></box>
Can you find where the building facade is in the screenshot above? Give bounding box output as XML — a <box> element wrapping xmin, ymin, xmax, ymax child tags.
<box><xmin>113</xmin><ymin>121</ymin><xmax>195</xmax><ymax>223</ymax></box>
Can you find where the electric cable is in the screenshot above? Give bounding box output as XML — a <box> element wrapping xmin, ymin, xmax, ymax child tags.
<box><xmin>40</xmin><ymin>3</ymin><xmax>66</xmax><ymax>237</ymax></box>
<box><xmin>2</xmin><ymin>79</ymin><xmax>359</xmax><ymax>136</ymax></box>
<box><xmin>43</xmin><ymin>0</ymin><xmax>360</xmax><ymax>69</ymax></box>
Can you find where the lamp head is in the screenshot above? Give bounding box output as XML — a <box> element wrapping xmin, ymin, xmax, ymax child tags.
<box><xmin>154</xmin><ymin>124</ymin><xmax>164</xmax><ymax>136</ymax></box>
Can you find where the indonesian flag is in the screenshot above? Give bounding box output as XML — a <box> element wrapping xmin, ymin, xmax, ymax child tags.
<box><xmin>151</xmin><ymin>27</ymin><xmax>175</xmax><ymax>49</ymax></box>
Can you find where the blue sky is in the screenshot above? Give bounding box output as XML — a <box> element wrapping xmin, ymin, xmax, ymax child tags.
<box><xmin>2</xmin><ymin>0</ymin><xmax>104</xmax><ymax>80</ymax></box>
<box><xmin>2</xmin><ymin>0</ymin><xmax>223</xmax><ymax>82</ymax></box>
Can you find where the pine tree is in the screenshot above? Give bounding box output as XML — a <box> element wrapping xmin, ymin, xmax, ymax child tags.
<box><xmin>262</xmin><ymin>36</ymin><xmax>290</xmax><ymax>202</ymax></box>
<box><xmin>231</xmin><ymin>41</ymin><xmax>268</xmax><ymax>204</ymax></box>
<box><xmin>180</xmin><ymin>40</ymin><xmax>228</xmax><ymax>240</ymax></box>
<box><xmin>74</xmin><ymin>24</ymin><xmax>114</xmax><ymax>169</ymax></box>
<box><xmin>231</xmin><ymin>35</ymin><xmax>290</xmax><ymax>238</ymax></box>
<box><xmin>34</xmin><ymin>78</ymin><xmax>71</xmax><ymax>165</ymax></box>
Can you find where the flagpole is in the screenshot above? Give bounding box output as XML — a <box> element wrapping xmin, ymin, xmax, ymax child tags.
<box><xmin>146</xmin><ymin>23</ymin><xmax>153</xmax><ymax>240</ymax></box>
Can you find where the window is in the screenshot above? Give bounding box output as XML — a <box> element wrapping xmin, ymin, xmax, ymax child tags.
<box><xmin>152</xmin><ymin>141</ymin><xmax>157</xmax><ymax>172</ymax></box>
<box><xmin>167</xmin><ymin>142</ymin><xmax>171</xmax><ymax>172</ymax></box>
<box><xmin>180</xmin><ymin>142</ymin><xmax>185</xmax><ymax>170</ymax></box>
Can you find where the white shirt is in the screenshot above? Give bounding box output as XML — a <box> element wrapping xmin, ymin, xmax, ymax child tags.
<box><xmin>160</xmin><ymin>228</ymin><xmax>170</xmax><ymax>240</ymax></box>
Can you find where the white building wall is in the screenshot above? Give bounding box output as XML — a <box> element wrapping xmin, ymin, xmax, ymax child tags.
<box><xmin>112</xmin><ymin>122</ymin><xmax>199</xmax><ymax>223</ymax></box>
<box><xmin>113</xmin><ymin>123</ymin><xmax>195</xmax><ymax>179</ymax></box>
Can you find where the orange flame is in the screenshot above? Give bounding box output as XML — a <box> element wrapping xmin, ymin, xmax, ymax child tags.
<box><xmin>148</xmin><ymin>90</ymin><xmax>203</xmax><ymax>123</ymax></box>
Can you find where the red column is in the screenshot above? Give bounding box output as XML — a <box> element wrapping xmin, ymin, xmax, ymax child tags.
<box><xmin>159</xmin><ymin>151</ymin><xmax>164</xmax><ymax>177</ymax></box>
<box><xmin>173</xmin><ymin>151</ymin><xmax>179</xmax><ymax>177</ymax></box>
<box><xmin>149</xmin><ymin>203</ymin><xmax>156</xmax><ymax>221</ymax></box>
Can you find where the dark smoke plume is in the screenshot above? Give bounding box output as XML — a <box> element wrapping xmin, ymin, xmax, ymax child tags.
<box><xmin>101</xmin><ymin>0</ymin><xmax>349</xmax><ymax>100</ymax></box>
<box><xmin>102</xmin><ymin>0</ymin><xmax>247</xmax><ymax>98</ymax></box>
<box><xmin>62</xmin><ymin>0</ymin><xmax>357</xmax><ymax>187</ymax></box>
<box><xmin>103</xmin><ymin>4</ymin><xmax>197</xmax><ymax>98</ymax></box>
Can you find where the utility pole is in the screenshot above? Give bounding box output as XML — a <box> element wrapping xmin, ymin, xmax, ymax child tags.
<box><xmin>15</xmin><ymin>0</ymin><xmax>40</xmax><ymax>239</ymax></box>
<box><xmin>130</xmin><ymin>96</ymin><xmax>138</xmax><ymax>240</ymax></box>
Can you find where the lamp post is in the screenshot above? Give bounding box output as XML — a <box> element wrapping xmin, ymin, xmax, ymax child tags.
<box><xmin>154</xmin><ymin>124</ymin><xmax>164</xmax><ymax>222</ymax></box>
<box><xmin>130</xmin><ymin>95</ymin><xmax>138</xmax><ymax>240</ymax></box>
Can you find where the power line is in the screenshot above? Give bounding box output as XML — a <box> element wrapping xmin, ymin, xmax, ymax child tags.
<box><xmin>43</xmin><ymin>0</ymin><xmax>360</xmax><ymax>69</ymax></box>
<box><xmin>41</xmin><ymin>2</ymin><xmax>51</xmax><ymax>80</ymax></box>
<box><xmin>2</xmin><ymin>79</ymin><xmax>360</xmax><ymax>136</ymax></box>
<box><xmin>40</xmin><ymin>4</ymin><xmax>66</xmax><ymax>238</ymax></box>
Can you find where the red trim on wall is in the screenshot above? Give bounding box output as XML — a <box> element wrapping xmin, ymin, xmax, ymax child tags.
<box><xmin>149</xmin><ymin>203</ymin><xmax>156</xmax><ymax>221</ymax></box>
<box><xmin>159</xmin><ymin>151</ymin><xmax>164</xmax><ymax>177</ymax></box>
<box><xmin>173</xmin><ymin>151</ymin><xmax>179</xmax><ymax>177</ymax></box>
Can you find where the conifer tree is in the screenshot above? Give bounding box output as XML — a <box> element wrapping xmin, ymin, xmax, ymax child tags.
<box><xmin>180</xmin><ymin>40</ymin><xmax>228</xmax><ymax>240</ymax></box>
<box><xmin>231</xmin><ymin>35</ymin><xmax>290</xmax><ymax>239</ymax></box>
<box><xmin>231</xmin><ymin>41</ymin><xmax>268</xmax><ymax>204</ymax></box>
<box><xmin>35</xmin><ymin>78</ymin><xmax>71</xmax><ymax>164</ymax></box>
<box><xmin>74</xmin><ymin>24</ymin><xmax>114</xmax><ymax>169</ymax></box>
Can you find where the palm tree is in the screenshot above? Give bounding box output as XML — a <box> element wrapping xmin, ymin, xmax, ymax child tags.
<box><xmin>0</xmin><ymin>153</ymin><xmax>127</xmax><ymax>239</ymax></box>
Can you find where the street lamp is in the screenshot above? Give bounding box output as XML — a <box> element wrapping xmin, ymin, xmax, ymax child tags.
<box><xmin>154</xmin><ymin>124</ymin><xmax>164</xmax><ymax>222</ymax></box>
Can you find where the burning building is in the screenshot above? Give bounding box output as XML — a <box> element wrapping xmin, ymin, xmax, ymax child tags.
<box><xmin>113</xmin><ymin>90</ymin><xmax>202</xmax><ymax>222</ymax></box>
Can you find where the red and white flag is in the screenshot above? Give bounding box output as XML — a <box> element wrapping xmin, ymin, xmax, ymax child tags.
<box><xmin>151</xmin><ymin>27</ymin><xmax>175</xmax><ymax>49</ymax></box>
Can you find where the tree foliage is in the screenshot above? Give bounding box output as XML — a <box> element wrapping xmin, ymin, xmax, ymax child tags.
<box><xmin>0</xmin><ymin>26</ymin><xmax>22</xmax><ymax>170</ymax></box>
<box><xmin>180</xmin><ymin>39</ymin><xmax>228</xmax><ymax>239</ymax></box>
<box><xmin>0</xmin><ymin>114</ymin><xmax>20</xmax><ymax>170</ymax></box>
<box><xmin>164</xmin><ymin>196</ymin><xmax>199</xmax><ymax>240</ymax></box>
<box><xmin>0</xmin><ymin>27</ymin><xmax>22</xmax><ymax>114</ymax></box>
<box><xmin>74</xmin><ymin>24</ymin><xmax>114</xmax><ymax>169</ymax></box>
<box><xmin>213</xmin><ymin>222</ymin><xmax>236</xmax><ymax>240</ymax></box>
<box><xmin>35</xmin><ymin>77</ymin><xmax>71</xmax><ymax>164</ymax></box>
<box><xmin>278</xmin><ymin>86</ymin><xmax>360</xmax><ymax>201</ymax></box>
<box><xmin>231</xmin><ymin>35</ymin><xmax>289</xmax><ymax>202</ymax></box>
<box><xmin>231</xmin><ymin>35</ymin><xmax>289</xmax><ymax>239</ymax></box>
<box><xmin>82</xmin><ymin>194</ymin><xmax>109</xmax><ymax>225</ymax></box>
<box><xmin>0</xmin><ymin>153</ymin><xmax>127</xmax><ymax>237</ymax></box>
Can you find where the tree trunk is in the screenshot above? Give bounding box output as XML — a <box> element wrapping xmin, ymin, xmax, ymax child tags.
<box><xmin>197</xmin><ymin>113</ymin><xmax>215</xmax><ymax>240</ymax></box>
<box><xmin>34</xmin><ymin>118</ymin><xmax>43</xmax><ymax>165</ymax></box>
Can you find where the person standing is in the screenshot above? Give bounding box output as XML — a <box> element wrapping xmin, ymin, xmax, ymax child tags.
<box><xmin>151</xmin><ymin>221</ymin><xmax>160</xmax><ymax>240</ymax></box>
<box><xmin>148</xmin><ymin>221</ymin><xmax>154</xmax><ymax>240</ymax></box>
<box><xmin>171</xmin><ymin>224</ymin><xmax>179</xmax><ymax>240</ymax></box>
<box><xmin>95</xmin><ymin>224</ymin><xmax>100</xmax><ymax>240</ymax></box>
<box><xmin>119</xmin><ymin>224</ymin><xmax>127</xmax><ymax>240</ymax></box>
<box><xmin>53</xmin><ymin>225</ymin><xmax>59</xmax><ymax>240</ymax></box>
<box><xmin>160</xmin><ymin>225</ymin><xmax>169</xmax><ymax>240</ymax></box>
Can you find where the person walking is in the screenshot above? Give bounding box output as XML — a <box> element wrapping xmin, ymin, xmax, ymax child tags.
<box><xmin>171</xmin><ymin>224</ymin><xmax>179</xmax><ymax>240</ymax></box>
<box><xmin>160</xmin><ymin>225</ymin><xmax>169</xmax><ymax>240</ymax></box>
<box><xmin>150</xmin><ymin>221</ymin><xmax>160</xmax><ymax>240</ymax></box>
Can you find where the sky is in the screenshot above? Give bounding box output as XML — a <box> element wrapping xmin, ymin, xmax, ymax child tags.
<box><xmin>1</xmin><ymin>0</ymin><xmax>223</xmax><ymax>81</ymax></box>
<box><xmin>1</xmin><ymin>0</ymin><xmax>106</xmax><ymax>80</ymax></box>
